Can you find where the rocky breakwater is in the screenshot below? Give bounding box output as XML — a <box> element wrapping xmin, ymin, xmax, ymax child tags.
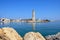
<box><xmin>45</xmin><ymin>32</ymin><xmax>60</xmax><ymax>40</ymax></box>
<box><xmin>24</xmin><ymin>32</ymin><xmax>46</xmax><ymax>40</ymax></box>
<box><xmin>0</xmin><ymin>27</ymin><xmax>46</xmax><ymax>40</ymax></box>
<box><xmin>0</xmin><ymin>27</ymin><xmax>23</xmax><ymax>40</ymax></box>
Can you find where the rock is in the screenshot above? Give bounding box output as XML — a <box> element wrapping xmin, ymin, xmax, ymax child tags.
<box><xmin>0</xmin><ymin>27</ymin><xmax>23</xmax><ymax>40</ymax></box>
<box><xmin>45</xmin><ymin>35</ymin><xmax>56</xmax><ymax>40</ymax></box>
<box><xmin>45</xmin><ymin>32</ymin><xmax>60</xmax><ymax>40</ymax></box>
<box><xmin>55</xmin><ymin>32</ymin><xmax>60</xmax><ymax>40</ymax></box>
<box><xmin>0</xmin><ymin>28</ymin><xmax>10</xmax><ymax>40</ymax></box>
<box><xmin>24</xmin><ymin>32</ymin><xmax>46</xmax><ymax>40</ymax></box>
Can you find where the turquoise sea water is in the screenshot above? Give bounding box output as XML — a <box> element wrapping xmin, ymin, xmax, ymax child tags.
<box><xmin>0</xmin><ymin>21</ymin><xmax>60</xmax><ymax>37</ymax></box>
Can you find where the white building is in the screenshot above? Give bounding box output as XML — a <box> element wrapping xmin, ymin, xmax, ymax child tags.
<box><xmin>1</xmin><ymin>18</ymin><xmax>10</xmax><ymax>23</ymax></box>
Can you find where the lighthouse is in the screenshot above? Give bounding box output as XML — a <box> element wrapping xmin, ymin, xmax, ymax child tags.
<box><xmin>32</xmin><ymin>9</ymin><xmax>35</xmax><ymax>22</ymax></box>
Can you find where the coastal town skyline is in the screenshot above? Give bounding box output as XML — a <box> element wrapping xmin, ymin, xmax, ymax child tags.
<box><xmin>0</xmin><ymin>0</ymin><xmax>60</xmax><ymax>20</ymax></box>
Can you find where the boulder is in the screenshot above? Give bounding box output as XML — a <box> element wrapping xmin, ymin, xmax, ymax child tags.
<box><xmin>0</xmin><ymin>27</ymin><xmax>23</xmax><ymax>40</ymax></box>
<box><xmin>0</xmin><ymin>28</ymin><xmax>10</xmax><ymax>40</ymax></box>
<box><xmin>24</xmin><ymin>32</ymin><xmax>46</xmax><ymax>40</ymax></box>
<box><xmin>45</xmin><ymin>32</ymin><xmax>60</xmax><ymax>40</ymax></box>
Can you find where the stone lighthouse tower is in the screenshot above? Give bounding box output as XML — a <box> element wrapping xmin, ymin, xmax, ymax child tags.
<box><xmin>32</xmin><ymin>9</ymin><xmax>35</xmax><ymax>22</ymax></box>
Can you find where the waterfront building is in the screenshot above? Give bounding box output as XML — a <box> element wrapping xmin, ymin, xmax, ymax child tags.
<box><xmin>0</xmin><ymin>18</ymin><xmax>10</xmax><ymax>23</ymax></box>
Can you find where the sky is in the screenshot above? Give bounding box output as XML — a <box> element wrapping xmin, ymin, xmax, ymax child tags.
<box><xmin>0</xmin><ymin>0</ymin><xmax>60</xmax><ymax>20</ymax></box>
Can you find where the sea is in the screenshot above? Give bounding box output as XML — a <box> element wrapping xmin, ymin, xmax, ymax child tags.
<box><xmin>0</xmin><ymin>21</ymin><xmax>60</xmax><ymax>37</ymax></box>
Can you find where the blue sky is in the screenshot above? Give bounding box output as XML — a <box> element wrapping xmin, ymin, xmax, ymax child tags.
<box><xmin>0</xmin><ymin>0</ymin><xmax>60</xmax><ymax>20</ymax></box>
